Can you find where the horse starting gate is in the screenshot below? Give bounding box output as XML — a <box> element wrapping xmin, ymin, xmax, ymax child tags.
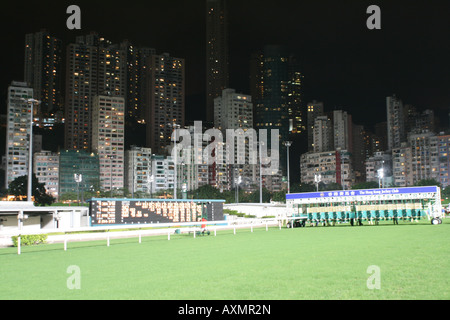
<box><xmin>286</xmin><ymin>186</ymin><xmax>444</xmax><ymax>227</ymax></box>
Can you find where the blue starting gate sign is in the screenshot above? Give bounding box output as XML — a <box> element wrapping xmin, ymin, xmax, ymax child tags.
<box><xmin>287</xmin><ymin>186</ymin><xmax>439</xmax><ymax>200</ymax></box>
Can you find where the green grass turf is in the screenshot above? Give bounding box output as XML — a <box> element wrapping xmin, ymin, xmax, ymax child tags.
<box><xmin>1</xmin><ymin>219</ymin><xmax>449</xmax><ymax>300</ymax></box>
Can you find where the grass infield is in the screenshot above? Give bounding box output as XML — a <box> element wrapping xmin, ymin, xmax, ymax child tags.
<box><xmin>0</xmin><ymin>219</ymin><xmax>449</xmax><ymax>300</ymax></box>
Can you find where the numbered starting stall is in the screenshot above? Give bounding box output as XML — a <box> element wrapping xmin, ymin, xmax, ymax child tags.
<box><xmin>286</xmin><ymin>186</ymin><xmax>444</xmax><ymax>227</ymax></box>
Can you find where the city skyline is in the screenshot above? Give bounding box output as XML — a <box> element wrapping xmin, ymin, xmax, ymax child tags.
<box><xmin>1</xmin><ymin>0</ymin><xmax>449</xmax><ymax>129</ymax></box>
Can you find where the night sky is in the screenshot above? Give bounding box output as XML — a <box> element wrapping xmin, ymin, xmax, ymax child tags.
<box><xmin>1</xmin><ymin>0</ymin><xmax>450</xmax><ymax>130</ymax></box>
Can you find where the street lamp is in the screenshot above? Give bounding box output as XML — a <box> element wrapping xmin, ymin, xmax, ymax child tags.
<box><xmin>21</xmin><ymin>98</ymin><xmax>41</xmax><ymax>203</ymax></box>
<box><xmin>149</xmin><ymin>175</ymin><xmax>154</xmax><ymax>198</ymax></box>
<box><xmin>74</xmin><ymin>174</ymin><xmax>83</xmax><ymax>205</ymax></box>
<box><xmin>314</xmin><ymin>174</ymin><xmax>322</xmax><ymax>192</ymax></box>
<box><xmin>284</xmin><ymin>141</ymin><xmax>292</xmax><ymax>194</ymax></box>
<box><xmin>377</xmin><ymin>168</ymin><xmax>384</xmax><ymax>189</ymax></box>
<box><xmin>236</xmin><ymin>175</ymin><xmax>242</xmax><ymax>204</ymax></box>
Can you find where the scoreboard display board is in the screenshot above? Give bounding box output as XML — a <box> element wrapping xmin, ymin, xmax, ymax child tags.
<box><xmin>89</xmin><ymin>199</ymin><xmax>224</xmax><ymax>225</ymax></box>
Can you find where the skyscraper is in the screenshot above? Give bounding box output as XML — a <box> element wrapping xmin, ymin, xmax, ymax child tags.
<box><xmin>333</xmin><ymin>110</ymin><xmax>353</xmax><ymax>152</ymax></box>
<box><xmin>387</xmin><ymin>95</ymin><xmax>405</xmax><ymax>150</ymax></box>
<box><xmin>33</xmin><ymin>150</ymin><xmax>59</xmax><ymax>199</ymax></box>
<box><xmin>5</xmin><ymin>82</ymin><xmax>34</xmax><ymax>188</ymax></box>
<box><xmin>306</xmin><ymin>100</ymin><xmax>324</xmax><ymax>151</ymax></box>
<box><xmin>144</xmin><ymin>52</ymin><xmax>185</xmax><ymax>154</ymax></box>
<box><xmin>24</xmin><ymin>30</ymin><xmax>63</xmax><ymax>121</ymax></box>
<box><xmin>206</xmin><ymin>0</ymin><xmax>229</xmax><ymax>124</ymax></box>
<box><xmin>214</xmin><ymin>88</ymin><xmax>256</xmax><ymax>191</ymax></box>
<box><xmin>125</xmin><ymin>146</ymin><xmax>153</xmax><ymax>196</ymax></box>
<box><xmin>287</xmin><ymin>56</ymin><xmax>305</xmax><ymax>134</ymax></box>
<box><xmin>92</xmin><ymin>95</ymin><xmax>126</xmax><ymax>192</ymax></box>
<box><xmin>313</xmin><ymin>115</ymin><xmax>333</xmax><ymax>153</ymax></box>
<box><xmin>251</xmin><ymin>45</ymin><xmax>304</xmax><ymax>176</ymax></box>
<box><xmin>214</xmin><ymin>88</ymin><xmax>253</xmax><ymax>132</ymax></box>
<box><xmin>65</xmin><ymin>33</ymin><xmax>126</xmax><ymax>152</ymax></box>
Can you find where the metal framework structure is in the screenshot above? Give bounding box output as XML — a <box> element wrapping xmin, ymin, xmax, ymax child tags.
<box><xmin>286</xmin><ymin>186</ymin><xmax>443</xmax><ymax>226</ymax></box>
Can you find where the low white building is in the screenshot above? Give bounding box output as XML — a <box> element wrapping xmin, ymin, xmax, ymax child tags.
<box><xmin>0</xmin><ymin>201</ymin><xmax>89</xmax><ymax>237</ymax></box>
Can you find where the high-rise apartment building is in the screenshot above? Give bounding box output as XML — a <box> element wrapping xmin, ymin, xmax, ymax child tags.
<box><xmin>333</xmin><ymin>110</ymin><xmax>353</xmax><ymax>152</ymax></box>
<box><xmin>365</xmin><ymin>152</ymin><xmax>392</xmax><ymax>186</ymax></box>
<box><xmin>352</xmin><ymin>124</ymin><xmax>368</xmax><ymax>183</ymax></box>
<box><xmin>408</xmin><ymin>131</ymin><xmax>439</xmax><ymax>183</ymax></box>
<box><xmin>300</xmin><ymin>150</ymin><xmax>353</xmax><ymax>190</ymax></box>
<box><xmin>24</xmin><ymin>30</ymin><xmax>63</xmax><ymax>121</ymax></box>
<box><xmin>214</xmin><ymin>88</ymin><xmax>253</xmax><ymax>131</ymax></box>
<box><xmin>144</xmin><ymin>52</ymin><xmax>185</xmax><ymax>154</ymax></box>
<box><xmin>287</xmin><ymin>57</ymin><xmax>305</xmax><ymax>134</ymax></box>
<box><xmin>387</xmin><ymin>95</ymin><xmax>406</xmax><ymax>150</ymax></box>
<box><xmin>306</xmin><ymin>100</ymin><xmax>324</xmax><ymax>151</ymax></box>
<box><xmin>206</xmin><ymin>0</ymin><xmax>229</xmax><ymax>124</ymax></box>
<box><xmin>437</xmin><ymin>134</ymin><xmax>450</xmax><ymax>188</ymax></box>
<box><xmin>313</xmin><ymin>115</ymin><xmax>333</xmax><ymax>153</ymax></box>
<box><xmin>33</xmin><ymin>151</ymin><xmax>59</xmax><ymax>199</ymax></box>
<box><xmin>214</xmin><ymin>89</ymin><xmax>256</xmax><ymax>191</ymax></box>
<box><xmin>5</xmin><ymin>82</ymin><xmax>34</xmax><ymax>188</ymax></box>
<box><xmin>151</xmin><ymin>155</ymin><xmax>175</xmax><ymax>195</ymax></box>
<box><xmin>125</xmin><ymin>146</ymin><xmax>153</xmax><ymax>196</ymax></box>
<box><xmin>392</xmin><ymin>143</ymin><xmax>413</xmax><ymax>187</ymax></box>
<box><xmin>92</xmin><ymin>95</ymin><xmax>126</xmax><ymax>192</ymax></box>
<box><xmin>65</xmin><ymin>33</ymin><xmax>126</xmax><ymax>151</ymax></box>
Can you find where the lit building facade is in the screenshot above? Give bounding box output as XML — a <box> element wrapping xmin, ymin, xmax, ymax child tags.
<box><xmin>24</xmin><ymin>30</ymin><xmax>63</xmax><ymax>121</ymax></box>
<box><xmin>387</xmin><ymin>95</ymin><xmax>405</xmax><ymax>150</ymax></box>
<box><xmin>437</xmin><ymin>134</ymin><xmax>450</xmax><ymax>188</ymax></box>
<box><xmin>125</xmin><ymin>147</ymin><xmax>153</xmax><ymax>196</ymax></box>
<box><xmin>144</xmin><ymin>53</ymin><xmax>185</xmax><ymax>154</ymax></box>
<box><xmin>92</xmin><ymin>95</ymin><xmax>126</xmax><ymax>192</ymax></box>
<box><xmin>307</xmin><ymin>100</ymin><xmax>324</xmax><ymax>152</ymax></box>
<box><xmin>33</xmin><ymin>151</ymin><xmax>59</xmax><ymax>199</ymax></box>
<box><xmin>206</xmin><ymin>0</ymin><xmax>229</xmax><ymax>124</ymax></box>
<box><xmin>65</xmin><ymin>33</ymin><xmax>126</xmax><ymax>151</ymax></box>
<box><xmin>408</xmin><ymin>132</ymin><xmax>439</xmax><ymax>184</ymax></box>
<box><xmin>313</xmin><ymin>115</ymin><xmax>333</xmax><ymax>153</ymax></box>
<box><xmin>365</xmin><ymin>152</ymin><xmax>393</xmax><ymax>186</ymax></box>
<box><xmin>5</xmin><ymin>82</ymin><xmax>34</xmax><ymax>188</ymax></box>
<box><xmin>333</xmin><ymin>110</ymin><xmax>353</xmax><ymax>152</ymax></box>
<box><xmin>392</xmin><ymin>143</ymin><xmax>413</xmax><ymax>187</ymax></box>
<box><xmin>301</xmin><ymin>150</ymin><xmax>354</xmax><ymax>190</ymax></box>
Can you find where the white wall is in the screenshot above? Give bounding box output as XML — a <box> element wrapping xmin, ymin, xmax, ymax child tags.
<box><xmin>224</xmin><ymin>203</ymin><xmax>287</xmax><ymax>219</ymax></box>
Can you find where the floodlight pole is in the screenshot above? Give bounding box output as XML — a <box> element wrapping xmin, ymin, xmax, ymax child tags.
<box><xmin>315</xmin><ymin>174</ymin><xmax>322</xmax><ymax>192</ymax></box>
<box><xmin>259</xmin><ymin>141</ymin><xmax>264</xmax><ymax>204</ymax></box>
<box><xmin>169</xmin><ymin>123</ymin><xmax>181</xmax><ymax>200</ymax></box>
<box><xmin>21</xmin><ymin>98</ymin><xmax>41</xmax><ymax>203</ymax></box>
<box><xmin>284</xmin><ymin>141</ymin><xmax>292</xmax><ymax>194</ymax></box>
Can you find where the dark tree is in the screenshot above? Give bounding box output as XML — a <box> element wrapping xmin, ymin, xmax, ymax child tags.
<box><xmin>352</xmin><ymin>181</ymin><xmax>380</xmax><ymax>190</ymax></box>
<box><xmin>7</xmin><ymin>175</ymin><xmax>55</xmax><ymax>206</ymax></box>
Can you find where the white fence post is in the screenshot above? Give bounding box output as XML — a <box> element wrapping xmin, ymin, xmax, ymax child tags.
<box><xmin>107</xmin><ymin>235</ymin><xmax>110</xmax><ymax>247</ymax></box>
<box><xmin>17</xmin><ymin>236</ymin><xmax>21</xmax><ymax>255</ymax></box>
<box><xmin>64</xmin><ymin>238</ymin><xmax>67</xmax><ymax>251</ymax></box>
